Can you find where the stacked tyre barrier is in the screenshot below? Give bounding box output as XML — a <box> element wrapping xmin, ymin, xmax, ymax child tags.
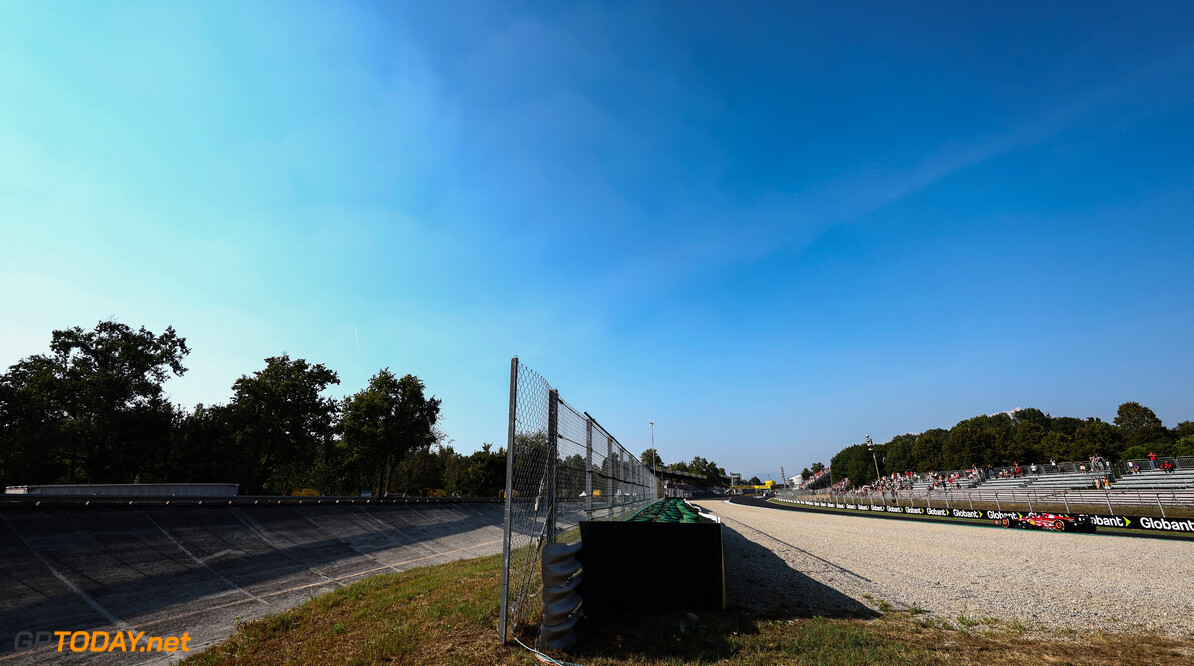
<box><xmin>539</xmin><ymin>542</ymin><xmax>583</xmax><ymax>649</ymax></box>
<box><xmin>627</xmin><ymin>497</ymin><xmax>712</xmax><ymax>523</ymax></box>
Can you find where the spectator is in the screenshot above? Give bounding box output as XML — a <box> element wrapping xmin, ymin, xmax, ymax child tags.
<box><xmin>1148</xmin><ymin>451</ymin><xmax>1158</xmax><ymax>469</ymax></box>
<box><xmin>1050</xmin><ymin>458</ymin><xmax>1057</xmax><ymax>472</ymax></box>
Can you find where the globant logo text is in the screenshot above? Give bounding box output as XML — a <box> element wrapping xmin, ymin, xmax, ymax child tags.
<box><xmin>1140</xmin><ymin>516</ymin><xmax>1194</xmax><ymax>532</ymax></box>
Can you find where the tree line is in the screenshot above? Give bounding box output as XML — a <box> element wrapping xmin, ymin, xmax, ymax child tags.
<box><xmin>0</xmin><ymin>321</ymin><xmax>506</xmax><ymax>496</ymax></box>
<box><xmin>639</xmin><ymin>448</ymin><xmax>727</xmax><ymax>486</ymax></box>
<box><xmin>822</xmin><ymin>405</ymin><xmax>1194</xmax><ymax>487</ymax></box>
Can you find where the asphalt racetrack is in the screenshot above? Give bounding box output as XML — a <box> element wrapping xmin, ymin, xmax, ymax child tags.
<box><xmin>0</xmin><ymin>502</ymin><xmax>505</xmax><ymax>664</ymax></box>
<box><xmin>695</xmin><ymin>498</ymin><xmax>1194</xmax><ymax>637</ymax></box>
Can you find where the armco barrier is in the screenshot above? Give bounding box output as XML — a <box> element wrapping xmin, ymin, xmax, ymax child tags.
<box><xmin>748</xmin><ymin>496</ymin><xmax>1194</xmax><ymax>537</ymax></box>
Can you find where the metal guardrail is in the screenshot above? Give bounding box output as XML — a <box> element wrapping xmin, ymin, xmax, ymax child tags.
<box><xmin>0</xmin><ymin>494</ymin><xmax>504</xmax><ymax>509</ymax></box>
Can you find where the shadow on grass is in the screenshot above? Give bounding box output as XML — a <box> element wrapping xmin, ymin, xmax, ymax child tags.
<box><xmin>566</xmin><ymin>520</ymin><xmax>879</xmax><ymax>662</ymax></box>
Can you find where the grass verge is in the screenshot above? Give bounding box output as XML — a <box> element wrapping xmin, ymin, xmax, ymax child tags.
<box><xmin>184</xmin><ymin>552</ymin><xmax>1194</xmax><ymax>665</ymax></box>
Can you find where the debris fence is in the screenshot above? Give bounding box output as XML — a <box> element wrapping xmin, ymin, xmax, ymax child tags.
<box><xmin>498</xmin><ymin>357</ymin><xmax>659</xmax><ymax>644</ymax></box>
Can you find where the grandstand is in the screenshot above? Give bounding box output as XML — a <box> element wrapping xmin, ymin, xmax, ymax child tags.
<box><xmin>976</xmin><ymin>471</ymin><xmax>1109</xmax><ymax>491</ymax></box>
<box><xmin>792</xmin><ymin>456</ymin><xmax>1194</xmax><ymax>515</ymax></box>
<box><xmin>1114</xmin><ymin>468</ymin><xmax>1194</xmax><ymax>490</ymax></box>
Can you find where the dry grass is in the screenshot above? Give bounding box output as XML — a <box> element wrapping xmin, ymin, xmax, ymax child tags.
<box><xmin>183</xmin><ymin>552</ymin><xmax>1194</xmax><ymax>665</ymax></box>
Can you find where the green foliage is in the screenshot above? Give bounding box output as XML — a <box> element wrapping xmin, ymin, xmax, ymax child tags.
<box><xmin>800</xmin><ymin>467</ymin><xmax>812</xmax><ymax>481</ymax></box>
<box><xmin>830</xmin><ymin>444</ymin><xmax>875</xmax><ymax>486</ymax></box>
<box><xmin>1123</xmin><ymin>438</ymin><xmax>1194</xmax><ymax>461</ymax></box>
<box><xmin>815</xmin><ymin>402</ymin><xmax>1188</xmax><ymax>482</ymax></box>
<box><xmin>1072</xmin><ymin>418</ymin><xmax>1122</xmax><ymax>459</ymax></box>
<box><xmin>910</xmin><ymin>429</ymin><xmax>948</xmax><ymax>471</ymax></box>
<box><xmin>881</xmin><ymin>434</ymin><xmax>916</xmax><ymax>474</ymax></box>
<box><xmin>453</xmin><ymin>443</ymin><xmax>507</xmax><ymax>497</ymax></box>
<box><xmin>227</xmin><ymin>355</ymin><xmax>341</xmax><ymax>494</ymax></box>
<box><xmin>640</xmin><ymin>447</ymin><xmax>663</xmax><ymax>469</ymax></box>
<box><xmin>1174</xmin><ymin>421</ymin><xmax>1194</xmax><ymax>441</ymax></box>
<box><xmin>0</xmin><ymin>322</ymin><xmax>480</xmax><ymax>497</ymax></box>
<box><xmin>747</xmin><ymin>476</ymin><xmax>762</xmax><ymax>486</ymax></box>
<box><xmin>0</xmin><ymin>320</ymin><xmax>189</xmax><ymax>486</ymax></box>
<box><xmin>340</xmin><ymin>369</ymin><xmax>440</xmax><ymax>497</ymax></box>
<box><xmin>683</xmin><ymin>455</ymin><xmax>727</xmax><ymax>485</ymax></box>
<box><xmin>1115</xmin><ymin>401</ymin><xmax>1170</xmax><ymax>450</ymax></box>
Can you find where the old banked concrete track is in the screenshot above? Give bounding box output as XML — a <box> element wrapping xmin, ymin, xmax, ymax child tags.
<box><xmin>0</xmin><ymin>502</ymin><xmax>505</xmax><ymax>664</ymax></box>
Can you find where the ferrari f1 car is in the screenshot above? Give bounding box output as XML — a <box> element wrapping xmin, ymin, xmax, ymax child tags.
<box><xmin>995</xmin><ymin>512</ymin><xmax>1097</xmax><ymax>533</ymax></box>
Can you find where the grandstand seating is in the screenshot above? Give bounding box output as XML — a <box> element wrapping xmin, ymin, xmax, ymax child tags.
<box><xmin>968</xmin><ymin>470</ymin><xmax>1109</xmax><ymax>491</ymax></box>
<box><xmin>1112</xmin><ymin>469</ymin><xmax>1194</xmax><ymax>489</ymax></box>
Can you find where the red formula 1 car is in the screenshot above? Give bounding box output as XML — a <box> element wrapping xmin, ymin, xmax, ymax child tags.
<box><xmin>995</xmin><ymin>512</ymin><xmax>1097</xmax><ymax>533</ymax></box>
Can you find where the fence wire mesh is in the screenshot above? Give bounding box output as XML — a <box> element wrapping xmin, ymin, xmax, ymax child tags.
<box><xmin>498</xmin><ymin>358</ymin><xmax>659</xmax><ymax>645</ymax></box>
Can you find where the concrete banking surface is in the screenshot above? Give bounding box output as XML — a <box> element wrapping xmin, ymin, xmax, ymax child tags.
<box><xmin>0</xmin><ymin>502</ymin><xmax>505</xmax><ymax>664</ymax></box>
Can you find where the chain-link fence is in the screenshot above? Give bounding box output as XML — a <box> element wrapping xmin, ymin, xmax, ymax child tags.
<box><xmin>498</xmin><ymin>357</ymin><xmax>659</xmax><ymax>645</ymax></box>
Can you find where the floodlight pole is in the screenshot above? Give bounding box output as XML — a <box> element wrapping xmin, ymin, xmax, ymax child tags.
<box><xmin>867</xmin><ymin>435</ymin><xmax>884</xmax><ymax>506</ymax></box>
<box><xmin>650</xmin><ymin>419</ymin><xmax>658</xmax><ymax>497</ymax></box>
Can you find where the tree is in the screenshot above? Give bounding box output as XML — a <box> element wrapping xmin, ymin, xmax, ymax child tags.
<box><xmin>1011</xmin><ymin>421</ymin><xmax>1046</xmax><ymax>464</ymax></box>
<box><xmin>0</xmin><ymin>321</ymin><xmax>189</xmax><ymax>486</ymax></box>
<box><xmin>1012</xmin><ymin>407</ymin><xmax>1051</xmax><ymax>431</ymax></box>
<box><xmin>640</xmin><ymin>448</ymin><xmax>663</xmax><ymax>469</ymax></box>
<box><xmin>1174</xmin><ymin>421</ymin><xmax>1194</xmax><ymax>442</ymax></box>
<box><xmin>800</xmin><ymin>468</ymin><xmax>812</xmax><ymax>481</ymax></box>
<box><xmin>883</xmin><ymin>434</ymin><xmax>917</xmax><ymax>473</ymax></box>
<box><xmin>810</xmin><ymin>461</ymin><xmax>825</xmax><ymax>474</ymax></box>
<box><xmin>830</xmin><ymin>444</ymin><xmax>874</xmax><ymax>485</ymax></box>
<box><xmin>747</xmin><ymin>476</ymin><xmax>762</xmax><ymax>486</ymax></box>
<box><xmin>169</xmin><ymin>402</ymin><xmax>241</xmax><ymax>484</ymax></box>
<box><xmin>228</xmin><ymin>355</ymin><xmax>340</xmax><ymax>494</ymax></box>
<box><xmin>911</xmin><ymin>429</ymin><xmax>948</xmax><ymax>471</ymax></box>
<box><xmin>455</xmin><ymin>443</ymin><xmax>506</xmax><ymax>497</ymax></box>
<box><xmin>341</xmin><ymin>369</ymin><xmax>440</xmax><ymax>497</ymax></box>
<box><xmin>1072</xmin><ymin>418</ymin><xmax>1122</xmax><ymax>460</ymax></box>
<box><xmin>1114</xmin><ymin>402</ymin><xmax>1169</xmax><ymax>451</ymax></box>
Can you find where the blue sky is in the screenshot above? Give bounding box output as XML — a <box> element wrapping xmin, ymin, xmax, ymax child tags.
<box><xmin>2</xmin><ymin>2</ymin><xmax>1192</xmax><ymax>481</ymax></box>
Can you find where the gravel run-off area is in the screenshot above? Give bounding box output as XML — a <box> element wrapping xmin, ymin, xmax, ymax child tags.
<box><xmin>694</xmin><ymin>499</ymin><xmax>1194</xmax><ymax>637</ymax></box>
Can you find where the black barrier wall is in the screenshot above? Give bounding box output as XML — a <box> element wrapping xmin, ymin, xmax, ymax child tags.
<box><xmin>752</xmin><ymin>497</ymin><xmax>1194</xmax><ymax>537</ymax></box>
<box><xmin>578</xmin><ymin>520</ymin><xmax>726</xmax><ymax>616</ymax></box>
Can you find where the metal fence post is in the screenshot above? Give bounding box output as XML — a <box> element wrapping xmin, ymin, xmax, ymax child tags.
<box><xmin>499</xmin><ymin>356</ymin><xmax>519</xmax><ymax>644</ymax></box>
<box><xmin>1063</xmin><ymin>494</ymin><xmax>1070</xmax><ymax>512</ymax></box>
<box><xmin>606</xmin><ymin>434</ymin><xmax>613</xmax><ymax>519</ymax></box>
<box><xmin>994</xmin><ymin>493</ymin><xmax>1000</xmax><ymax>512</ymax></box>
<box><xmin>1157</xmin><ymin>497</ymin><xmax>1166</xmax><ymax>518</ymax></box>
<box><xmin>1105</xmin><ymin>492</ymin><xmax>1114</xmax><ymax>516</ymax></box>
<box><xmin>584</xmin><ymin>417</ymin><xmax>593</xmax><ymax>518</ymax></box>
<box><xmin>546</xmin><ymin>389</ymin><xmax>559</xmax><ymax>544</ymax></box>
